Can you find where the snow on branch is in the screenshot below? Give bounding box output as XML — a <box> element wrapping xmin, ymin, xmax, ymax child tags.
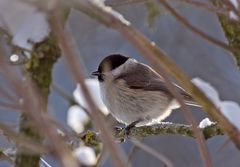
<box><xmin>193</xmin><ymin>78</ymin><xmax>240</xmax><ymax>130</ymax></box>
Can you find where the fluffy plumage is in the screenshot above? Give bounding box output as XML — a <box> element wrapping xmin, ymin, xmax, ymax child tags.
<box><xmin>92</xmin><ymin>54</ymin><xmax>198</xmax><ymax>126</ymax></box>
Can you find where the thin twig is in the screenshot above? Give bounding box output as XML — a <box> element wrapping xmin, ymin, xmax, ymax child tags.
<box><xmin>0</xmin><ymin>39</ymin><xmax>80</xmax><ymax>167</ymax></box>
<box><xmin>145</xmin><ymin>62</ymin><xmax>213</xmax><ymax>167</ymax></box>
<box><xmin>108</xmin><ymin>0</ymin><xmax>228</xmax><ymax>16</ymax></box>
<box><xmin>50</xmin><ymin>9</ymin><xmax>128</xmax><ymax>167</ymax></box>
<box><xmin>0</xmin><ymin>123</ymin><xmax>50</xmax><ymax>154</ymax></box>
<box><xmin>222</xmin><ymin>0</ymin><xmax>240</xmax><ymax>18</ymax></box>
<box><xmin>131</xmin><ymin>139</ymin><xmax>173</xmax><ymax>167</ymax></box>
<box><xmin>159</xmin><ymin>0</ymin><xmax>235</xmax><ymax>53</ymax></box>
<box><xmin>51</xmin><ymin>83</ymin><xmax>77</xmax><ymax>105</ymax></box>
<box><xmin>52</xmin><ymin>83</ymin><xmax>92</xmax><ymax>119</ymax></box>
<box><xmin>127</xmin><ymin>145</ymin><xmax>139</xmax><ymax>166</ymax></box>
<box><xmin>176</xmin><ymin>0</ymin><xmax>227</xmax><ymax>15</ymax></box>
<box><xmin>40</xmin><ymin>158</ymin><xmax>53</xmax><ymax>167</ymax></box>
<box><xmin>107</xmin><ymin>0</ymin><xmax>213</xmax><ymax>165</ymax></box>
<box><xmin>0</xmin><ymin>86</ymin><xmax>17</xmax><ymax>102</ymax></box>
<box><xmin>0</xmin><ymin>100</ymin><xmax>20</xmax><ymax>110</ymax></box>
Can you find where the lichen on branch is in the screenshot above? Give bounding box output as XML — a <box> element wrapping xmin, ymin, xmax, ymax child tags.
<box><xmin>80</xmin><ymin>122</ymin><xmax>224</xmax><ymax>147</ymax></box>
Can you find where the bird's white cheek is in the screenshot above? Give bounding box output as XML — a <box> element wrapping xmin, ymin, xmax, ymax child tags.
<box><xmin>99</xmin><ymin>82</ymin><xmax>112</xmax><ymax>110</ymax></box>
<box><xmin>99</xmin><ymin>83</ymin><xmax>107</xmax><ymax>104</ymax></box>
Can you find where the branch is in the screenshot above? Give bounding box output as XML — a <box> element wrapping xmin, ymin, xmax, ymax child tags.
<box><xmin>0</xmin><ymin>123</ymin><xmax>49</xmax><ymax>154</ymax></box>
<box><xmin>131</xmin><ymin>139</ymin><xmax>173</xmax><ymax>167</ymax></box>
<box><xmin>158</xmin><ymin>0</ymin><xmax>236</xmax><ymax>53</ymax></box>
<box><xmin>81</xmin><ymin>122</ymin><xmax>224</xmax><ymax>146</ymax></box>
<box><xmin>108</xmin><ymin>0</ymin><xmax>228</xmax><ymax>18</ymax></box>
<box><xmin>0</xmin><ymin>27</ymin><xmax>32</xmax><ymax>54</ymax></box>
<box><xmin>51</xmin><ymin>9</ymin><xmax>128</xmax><ymax>167</ymax></box>
<box><xmin>211</xmin><ymin>0</ymin><xmax>240</xmax><ymax>66</ymax></box>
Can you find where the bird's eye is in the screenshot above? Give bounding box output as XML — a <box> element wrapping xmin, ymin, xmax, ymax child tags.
<box><xmin>98</xmin><ymin>74</ymin><xmax>105</xmax><ymax>82</ymax></box>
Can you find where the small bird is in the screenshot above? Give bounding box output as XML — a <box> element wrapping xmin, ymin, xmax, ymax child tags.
<box><xmin>92</xmin><ymin>54</ymin><xmax>198</xmax><ymax>128</ymax></box>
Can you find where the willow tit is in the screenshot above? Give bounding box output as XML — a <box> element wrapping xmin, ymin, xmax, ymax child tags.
<box><xmin>92</xmin><ymin>54</ymin><xmax>198</xmax><ymax>127</ymax></box>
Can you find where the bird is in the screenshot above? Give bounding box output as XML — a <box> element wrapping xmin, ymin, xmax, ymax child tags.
<box><xmin>92</xmin><ymin>54</ymin><xmax>199</xmax><ymax>129</ymax></box>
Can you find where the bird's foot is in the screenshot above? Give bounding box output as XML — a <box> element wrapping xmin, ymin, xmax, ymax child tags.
<box><xmin>114</xmin><ymin>118</ymin><xmax>143</xmax><ymax>142</ymax></box>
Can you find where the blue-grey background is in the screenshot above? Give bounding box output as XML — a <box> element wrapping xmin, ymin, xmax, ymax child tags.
<box><xmin>1</xmin><ymin>1</ymin><xmax>240</xmax><ymax>167</ymax></box>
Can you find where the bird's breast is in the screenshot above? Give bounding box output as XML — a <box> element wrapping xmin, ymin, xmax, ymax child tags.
<box><xmin>99</xmin><ymin>80</ymin><xmax>173</xmax><ymax>125</ymax></box>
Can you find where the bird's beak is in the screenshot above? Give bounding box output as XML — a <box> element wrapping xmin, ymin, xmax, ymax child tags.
<box><xmin>91</xmin><ymin>71</ymin><xmax>101</xmax><ymax>76</ymax></box>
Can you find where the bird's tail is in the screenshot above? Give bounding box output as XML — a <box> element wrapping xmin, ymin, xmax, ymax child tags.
<box><xmin>185</xmin><ymin>100</ymin><xmax>201</xmax><ymax>108</ymax></box>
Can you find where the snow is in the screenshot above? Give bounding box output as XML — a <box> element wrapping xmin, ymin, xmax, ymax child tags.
<box><xmin>199</xmin><ymin>118</ymin><xmax>215</xmax><ymax>128</ymax></box>
<box><xmin>69</xmin><ymin>79</ymin><xmax>109</xmax><ymax>132</ymax></box>
<box><xmin>0</xmin><ymin>0</ymin><xmax>50</xmax><ymax>50</ymax></box>
<box><xmin>67</xmin><ymin>105</ymin><xmax>89</xmax><ymax>133</ymax></box>
<box><xmin>73</xmin><ymin>146</ymin><xmax>97</xmax><ymax>166</ymax></box>
<box><xmin>90</xmin><ymin>0</ymin><xmax>131</xmax><ymax>26</ymax></box>
<box><xmin>12</xmin><ymin>11</ymin><xmax>50</xmax><ymax>50</ymax></box>
<box><xmin>73</xmin><ymin>78</ymin><xmax>109</xmax><ymax>115</ymax></box>
<box><xmin>220</xmin><ymin>101</ymin><xmax>240</xmax><ymax>130</ymax></box>
<box><xmin>230</xmin><ymin>0</ymin><xmax>239</xmax><ymax>8</ymax></box>
<box><xmin>192</xmin><ymin>78</ymin><xmax>220</xmax><ymax>106</ymax></box>
<box><xmin>10</xmin><ymin>54</ymin><xmax>19</xmax><ymax>62</ymax></box>
<box><xmin>229</xmin><ymin>11</ymin><xmax>239</xmax><ymax>21</ymax></box>
<box><xmin>56</xmin><ymin>128</ymin><xmax>65</xmax><ymax>137</ymax></box>
<box><xmin>192</xmin><ymin>78</ymin><xmax>240</xmax><ymax>130</ymax></box>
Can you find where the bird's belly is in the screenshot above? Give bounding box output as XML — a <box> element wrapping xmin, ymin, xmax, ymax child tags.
<box><xmin>101</xmin><ymin>84</ymin><xmax>173</xmax><ymax>125</ymax></box>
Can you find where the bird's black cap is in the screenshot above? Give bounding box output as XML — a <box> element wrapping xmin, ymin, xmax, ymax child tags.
<box><xmin>98</xmin><ymin>54</ymin><xmax>129</xmax><ymax>73</ymax></box>
<box><xmin>92</xmin><ymin>54</ymin><xmax>129</xmax><ymax>81</ymax></box>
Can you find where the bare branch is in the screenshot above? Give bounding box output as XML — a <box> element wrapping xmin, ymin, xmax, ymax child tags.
<box><xmin>50</xmin><ymin>9</ymin><xmax>128</xmax><ymax>167</ymax></box>
<box><xmin>81</xmin><ymin>122</ymin><xmax>224</xmax><ymax>145</ymax></box>
<box><xmin>0</xmin><ymin>123</ymin><xmax>50</xmax><ymax>154</ymax></box>
<box><xmin>131</xmin><ymin>139</ymin><xmax>173</xmax><ymax>167</ymax></box>
<box><xmin>0</xmin><ymin>36</ymin><xmax>80</xmax><ymax>167</ymax></box>
<box><xmin>0</xmin><ymin>100</ymin><xmax>20</xmax><ymax>110</ymax></box>
<box><xmin>127</xmin><ymin>145</ymin><xmax>139</xmax><ymax>166</ymax></box>
<box><xmin>108</xmin><ymin>0</ymin><xmax>228</xmax><ymax>16</ymax></box>
<box><xmin>211</xmin><ymin>0</ymin><xmax>240</xmax><ymax>66</ymax></box>
<box><xmin>159</xmin><ymin>0</ymin><xmax>236</xmax><ymax>53</ymax></box>
<box><xmin>51</xmin><ymin>83</ymin><xmax>77</xmax><ymax>105</ymax></box>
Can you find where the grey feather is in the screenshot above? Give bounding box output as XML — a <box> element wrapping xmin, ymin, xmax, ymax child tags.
<box><xmin>115</xmin><ymin>62</ymin><xmax>198</xmax><ymax>106</ymax></box>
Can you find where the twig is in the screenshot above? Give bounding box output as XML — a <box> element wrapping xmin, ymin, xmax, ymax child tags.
<box><xmin>51</xmin><ymin>83</ymin><xmax>77</xmax><ymax>105</ymax></box>
<box><xmin>108</xmin><ymin>0</ymin><xmax>228</xmax><ymax>16</ymax></box>
<box><xmin>210</xmin><ymin>0</ymin><xmax>240</xmax><ymax>66</ymax></box>
<box><xmin>107</xmin><ymin>0</ymin><xmax>146</xmax><ymax>6</ymax></box>
<box><xmin>127</xmin><ymin>145</ymin><xmax>139</xmax><ymax>166</ymax></box>
<box><xmin>0</xmin><ymin>36</ymin><xmax>80</xmax><ymax>167</ymax></box>
<box><xmin>0</xmin><ymin>123</ymin><xmax>50</xmax><ymax>154</ymax></box>
<box><xmin>50</xmin><ymin>9</ymin><xmax>128</xmax><ymax>167</ymax></box>
<box><xmin>40</xmin><ymin>158</ymin><xmax>53</xmax><ymax>167</ymax></box>
<box><xmin>0</xmin><ymin>86</ymin><xmax>17</xmax><ymax>102</ymax></box>
<box><xmin>51</xmin><ymin>83</ymin><xmax>90</xmax><ymax>115</ymax></box>
<box><xmin>131</xmin><ymin>139</ymin><xmax>173</xmax><ymax>167</ymax></box>
<box><xmin>176</xmin><ymin>0</ymin><xmax>227</xmax><ymax>15</ymax></box>
<box><xmin>0</xmin><ymin>100</ymin><xmax>20</xmax><ymax>110</ymax></box>
<box><xmin>159</xmin><ymin>0</ymin><xmax>236</xmax><ymax>53</ymax></box>
<box><xmin>222</xmin><ymin>0</ymin><xmax>240</xmax><ymax>18</ymax></box>
<box><xmin>147</xmin><ymin>59</ymin><xmax>212</xmax><ymax>166</ymax></box>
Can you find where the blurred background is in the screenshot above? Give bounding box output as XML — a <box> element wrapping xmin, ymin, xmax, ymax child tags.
<box><xmin>1</xmin><ymin>0</ymin><xmax>240</xmax><ymax>166</ymax></box>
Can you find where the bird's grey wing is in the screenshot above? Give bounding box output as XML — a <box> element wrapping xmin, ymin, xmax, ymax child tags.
<box><xmin>115</xmin><ymin>63</ymin><xmax>195</xmax><ymax>103</ymax></box>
